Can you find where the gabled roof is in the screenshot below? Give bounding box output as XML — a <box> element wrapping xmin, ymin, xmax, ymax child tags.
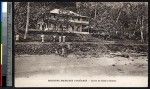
<box><xmin>50</xmin><ymin>9</ymin><xmax>88</xmax><ymax>18</ymax></box>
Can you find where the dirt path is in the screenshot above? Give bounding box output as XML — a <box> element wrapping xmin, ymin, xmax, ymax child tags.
<box><xmin>15</xmin><ymin>54</ymin><xmax>148</xmax><ymax>77</ymax></box>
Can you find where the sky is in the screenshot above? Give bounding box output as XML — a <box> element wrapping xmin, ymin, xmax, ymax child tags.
<box><xmin>2</xmin><ymin>2</ymin><xmax>7</xmax><ymax>13</ymax></box>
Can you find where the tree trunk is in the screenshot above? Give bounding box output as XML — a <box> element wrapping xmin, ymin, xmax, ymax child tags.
<box><xmin>116</xmin><ymin>10</ymin><xmax>121</xmax><ymax>23</ymax></box>
<box><xmin>140</xmin><ymin>28</ymin><xmax>144</xmax><ymax>42</ymax></box>
<box><xmin>24</xmin><ymin>2</ymin><xmax>30</xmax><ymax>39</ymax></box>
<box><xmin>94</xmin><ymin>8</ymin><xmax>97</xmax><ymax>19</ymax></box>
<box><xmin>135</xmin><ymin>16</ymin><xmax>139</xmax><ymax>26</ymax></box>
<box><xmin>140</xmin><ymin>16</ymin><xmax>144</xmax><ymax>42</ymax></box>
<box><xmin>93</xmin><ymin>3</ymin><xmax>97</xmax><ymax>30</ymax></box>
<box><xmin>94</xmin><ymin>3</ymin><xmax>97</xmax><ymax>19</ymax></box>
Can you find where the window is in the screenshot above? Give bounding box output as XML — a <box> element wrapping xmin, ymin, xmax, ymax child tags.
<box><xmin>51</xmin><ymin>14</ymin><xmax>55</xmax><ymax>19</ymax></box>
<box><xmin>72</xmin><ymin>17</ymin><xmax>74</xmax><ymax>20</ymax></box>
<box><xmin>78</xmin><ymin>18</ymin><xmax>80</xmax><ymax>21</ymax></box>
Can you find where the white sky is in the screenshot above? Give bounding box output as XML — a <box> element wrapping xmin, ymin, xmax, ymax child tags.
<box><xmin>2</xmin><ymin>2</ymin><xmax>7</xmax><ymax>13</ymax></box>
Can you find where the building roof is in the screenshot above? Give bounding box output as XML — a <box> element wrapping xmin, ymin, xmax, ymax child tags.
<box><xmin>50</xmin><ymin>9</ymin><xmax>88</xmax><ymax>18</ymax></box>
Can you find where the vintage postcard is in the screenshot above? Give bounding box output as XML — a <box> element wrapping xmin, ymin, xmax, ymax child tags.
<box><xmin>14</xmin><ymin>2</ymin><xmax>148</xmax><ymax>87</ymax></box>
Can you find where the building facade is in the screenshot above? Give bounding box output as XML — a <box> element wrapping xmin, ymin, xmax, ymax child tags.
<box><xmin>37</xmin><ymin>9</ymin><xmax>90</xmax><ymax>33</ymax></box>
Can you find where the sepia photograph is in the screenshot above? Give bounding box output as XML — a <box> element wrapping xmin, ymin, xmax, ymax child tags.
<box><xmin>14</xmin><ymin>2</ymin><xmax>148</xmax><ymax>87</ymax></box>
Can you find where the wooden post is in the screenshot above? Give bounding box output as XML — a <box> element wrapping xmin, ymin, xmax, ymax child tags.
<box><xmin>41</xmin><ymin>34</ymin><xmax>45</xmax><ymax>42</ymax></box>
<box><xmin>16</xmin><ymin>35</ymin><xmax>19</xmax><ymax>41</ymax></box>
<box><xmin>45</xmin><ymin>23</ymin><xmax>48</xmax><ymax>31</ymax></box>
<box><xmin>62</xmin><ymin>36</ymin><xmax>66</xmax><ymax>42</ymax></box>
<box><xmin>53</xmin><ymin>35</ymin><xmax>56</xmax><ymax>42</ymax></box>
<box><xmin>59</xmin><ymin>36</ymin><xmax>62</xmax><ymax>42</ymax></box>
<box><xmin>61</xmin><ymin>48</ymin><xmax>65</xmax><ymax>55</ymax></box>
<box><xmin>24</xmin><ymin>2</ymin><xmax>30</xmax><ymax>39</ymax></box>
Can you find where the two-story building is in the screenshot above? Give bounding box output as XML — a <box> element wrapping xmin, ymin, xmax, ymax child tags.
<box><xmin>37</xmin><ymin>9</ymin><xmax>90</xmax><ymax>34</ymax></box>
<box><xmin>16</xmin><ymin>8</ymin><xmax>90</xmax><ymax>42</ymax></box>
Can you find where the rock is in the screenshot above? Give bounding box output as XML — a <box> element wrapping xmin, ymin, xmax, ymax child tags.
<box><xmin>121</xmin><ymin>54</ymin><xmax>129</xmax><ymax>58</ymax></box>
<box><xmin>117</xmin><ymin>69</ymin><xmax>122</xmax><ymax>71</ymax></box>
<box><xmin>112</xmin><ymin>64</ymin><xmax>115</xmax><ymax>66</ymax></box>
